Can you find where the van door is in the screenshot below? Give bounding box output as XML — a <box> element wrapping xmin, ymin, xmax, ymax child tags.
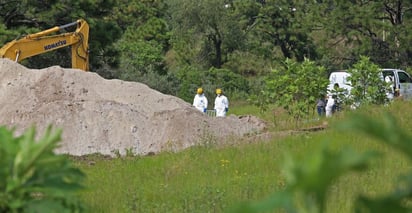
<box><xmin>396</xmin><ymin>70</ymin><xmax>412</xmax><ymax>99</ymax></box>
<box><xmin>382</xmin><ymin>70</ymin><xmax>396</xmax><ymax>100</ymax></box>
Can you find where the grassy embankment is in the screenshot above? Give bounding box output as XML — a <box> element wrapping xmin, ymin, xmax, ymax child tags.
<box><xmin>75</xmin><ymin>100</ymin><xmax>412</xmax><ymax>213</ymax></box>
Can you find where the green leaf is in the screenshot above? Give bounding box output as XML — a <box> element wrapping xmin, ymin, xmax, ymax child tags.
<box><xmin>0</xmin><ymin>125</ymin><xmax>85</xmax><ymax>212</ymax></box>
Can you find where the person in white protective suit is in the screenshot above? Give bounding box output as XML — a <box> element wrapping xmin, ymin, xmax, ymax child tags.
<box><xmin>214</xmin><ymin>88</ymin><xmax>229</xmax><ymax>117</ymax></box>
<box><xmin>193</xmin><ymin>87</ymin><xmax>208</xmax><ymax>113</ymax></box>
<box><xmin>325</xmin><ymin>94</ymin><xmax>336</xmax><ymax>117</ymax></box>
<box><xmin>385</xmin><ymin>75</ymin><xmax>395</xmax><ymax>100</ymax></box>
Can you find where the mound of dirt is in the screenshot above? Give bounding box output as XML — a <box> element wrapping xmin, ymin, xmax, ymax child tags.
<box><xmin>0</xmin><ymin>59</ymin><xmax>266</xmax><ymax>156</ymax></box>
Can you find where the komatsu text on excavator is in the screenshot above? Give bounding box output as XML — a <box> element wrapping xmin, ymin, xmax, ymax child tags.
<box><xmin>0</xmin><ymin>19</ymin><xmax>89</xmax><ymax>71</ymax></box>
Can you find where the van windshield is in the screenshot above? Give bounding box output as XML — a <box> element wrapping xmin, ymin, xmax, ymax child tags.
<box><xmin>398</xmin><ymin>72</ymin><xmax>412</xmax><ymax>83</ymax></box>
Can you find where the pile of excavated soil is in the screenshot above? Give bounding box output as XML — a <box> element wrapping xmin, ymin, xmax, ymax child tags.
<box><xmin>0</xmin><ymin>59</ymin><xmax>266</xmax><ymax>156</ymax></box>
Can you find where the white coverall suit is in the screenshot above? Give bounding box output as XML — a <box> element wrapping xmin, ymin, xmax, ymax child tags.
<box><xmin>214</xmin><ymin>94</ymin><xmax>229</xmax><ymax>117</ymax></box>
<box><xmin>193</xmin><ymin>94</ymin><xmax>208</xmax><ymax>112</ymax></box>
<box><xmin>325</xmin><ymin>96</ymin><xmax>335</xmax><ymax>117</ymax></box>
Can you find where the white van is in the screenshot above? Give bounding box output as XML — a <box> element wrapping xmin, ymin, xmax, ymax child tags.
<box><xmin>327</xmin><ymin>69</ymin><xmax>412</xmax><ymax>100</ymax></box>
<box><xmin>327</xmin><ymin>71</ymin><xmax>352</xmax><ymax>96</ymax></box>
<box><xmin>381</xmin><ymin>69</ymin><xmax>412</xmax><ymax>100</ymax></box>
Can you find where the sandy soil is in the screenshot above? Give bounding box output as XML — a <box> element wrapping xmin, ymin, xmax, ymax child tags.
<box><xmin>0</xmin><ymin>59</ymin><xmax>266</xmax><ymax>156</ymax></box>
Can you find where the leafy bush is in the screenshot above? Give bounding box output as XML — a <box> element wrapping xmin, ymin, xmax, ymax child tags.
<box><xmin>347</xmin><ymin>56</ymin><xmax>388</xmax><ymax>105</ymax></box>
<box><xmin>252</xmin><ymin>58</ymin><xmax>329</xmax><ymax>123</ymax></box>
<box><xmin>0</xmin><ymin>126</ymin><xmax>85</xmax><ymax>212</ymax></box>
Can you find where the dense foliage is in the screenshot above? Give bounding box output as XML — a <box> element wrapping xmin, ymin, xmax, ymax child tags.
<box><xmin>0</xmin><ymin>126</ymin><xmax>85</xmax><ymax>212</ymax></box>
<box><xmin>252</xmin><ymin>58</ymin><xmax>329</xmax><ymax>123</ymax></box>
<box><xmin>1</xmin><ymin>0</ymin><xmax>411</xmax><ymax>103</ymax></box>
<box><xmin>347</xmin><ymin>56</ymin><xmax>389</xmax><ymax>106</ymax></box>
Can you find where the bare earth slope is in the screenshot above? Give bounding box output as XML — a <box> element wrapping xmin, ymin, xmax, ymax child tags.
<box><xmin>0</xmin><ymin>59</ymin><xmax>266</xmax><ymax>156</ymax></box>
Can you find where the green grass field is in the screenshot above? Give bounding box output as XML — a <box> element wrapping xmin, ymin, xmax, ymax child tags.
<box><xmin>74</xmin><ymin>101</ymin><xmax>412</xmax><ymax>213</ymax></box>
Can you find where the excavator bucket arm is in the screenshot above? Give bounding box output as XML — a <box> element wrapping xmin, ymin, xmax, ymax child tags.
<box><xmin>0</xmin><ymin>19</ymin><xmax>89</xmax><ymax>71</ymax></box>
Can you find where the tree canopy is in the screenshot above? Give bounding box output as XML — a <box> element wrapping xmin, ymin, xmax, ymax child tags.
<box><xmin>1</xmin><ymin>0</ymin><xmax>411</xmax><ymax>102</ymax></box>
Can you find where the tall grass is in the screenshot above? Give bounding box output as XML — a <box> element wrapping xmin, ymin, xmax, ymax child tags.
<box><xmin>75</xmin><ymin>100</ymin><xmax>412</xmax><ymax>212</ymax></box>
<box><xmin>76</xmin><ymin>141</ymin><xmax>287</xmax><ymax>212</ymax></box>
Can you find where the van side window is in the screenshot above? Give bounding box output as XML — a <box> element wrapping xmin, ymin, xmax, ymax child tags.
<box><xmin>398</xmin><ymin>72</ymin><xmax>412</xmax><ymax>83</ymax></box>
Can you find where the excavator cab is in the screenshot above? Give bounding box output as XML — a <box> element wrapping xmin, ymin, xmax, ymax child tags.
<box><xmin>0</xmin><ymin>19</ymin><xmax>89</xmax><ymax>71</ymax></box>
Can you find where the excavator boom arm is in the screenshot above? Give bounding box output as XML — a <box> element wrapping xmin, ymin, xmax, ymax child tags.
<box><xmin>0</xmin><ymin>19</ymin><xmax>89</xmax><ymax>71</ymax></box>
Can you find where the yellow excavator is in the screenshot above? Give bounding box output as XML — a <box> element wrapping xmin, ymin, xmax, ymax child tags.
<box><xmin>0</xmin><ymin>19</ymin><xmax>89</xmax><ymax>71</ymax></box>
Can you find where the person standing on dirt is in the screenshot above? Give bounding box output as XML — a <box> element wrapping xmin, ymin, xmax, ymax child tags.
<box><xmin>193</xmin><ymin>87</ymin><xmax>208</xmax><ymax>113</ymax></box>
<box><xmin>214</xmin><ymin>88</ymin><xmax>229</xmax><ymax>117</ymax></box>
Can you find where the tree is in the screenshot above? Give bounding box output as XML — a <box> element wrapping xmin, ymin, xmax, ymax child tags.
<box><xmin>255</xmin><ymin>58</ymin><xmax>329</xmax><ymax>123</ymax></box>
<box><xmin>381</xmin><ymin>1</ymin><xmax>412</xmax><ymax>68</ymax></box>
<box><xmin>167</xmin><ymin>0</ymin><xmax>246</xmax><ymax>69</ymax></box>
<box><xmin>221</xmin><ymin>0</ymin><xmax>274</xmax><ymax>77</ymax></box>
<box><xmin>110</xmin><ymin>0</ymin><xmax>179</xmax><ymax>93</ymax></box>
<box><xmin>255</xmin><ymin>0</ymin><xmax>318</xmax><ymax>62</ymax></box>
<box><xmin>347</xmin><ymin>55</ymin><xmax>388</xmax><ymax>105</ymax></box>
<box><xmin>311</xmin><ymin>1</ymin><xmax>412</xmax><ymax>69</ymax></box>
<box><xmin>116</xmin><ymin>36</ymin><xmax>180</xmax><ymax>96</ymax></box>
<box><xmin>111</xmin><ymin>0</ymin><xmax>170</xmax><ymax>76</ymax></box>
<box><xmin>88</xmin><ymin>18</ymin><xmax>122</xmax><ymax>76</ymax></box>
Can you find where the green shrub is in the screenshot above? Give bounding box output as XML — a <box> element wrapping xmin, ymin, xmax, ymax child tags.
<box><xmin>0</xmin><ymin>126</ymin><xmax>85</xmax><ymax>212</ymax></box>
<box><xmin>347</xmin><ymin>55</ymin><xmax>388</xmax><ymax>105</ymax></box>
<box><xmin>252</xmin><ymin>58</ymin><xmax>329</xmax><ymax>124</ymax></box>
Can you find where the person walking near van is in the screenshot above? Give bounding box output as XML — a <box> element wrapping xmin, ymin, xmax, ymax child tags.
<box><xmin>332</xmin><ymin>83</ymin><xmax>342</xmax><ymax>112</ymax></box>
<box><xmin>385</xmin><ymin>75</ymin><xmax>395</xmax><ymax>100</ymax></box>
<box><xmin>325</xmin><ymin>95</ymin><xmax>336</xmax><ymax>117</ymax></box>
<box><xmin>193</xmin><ymin>88</ymin><xmax>208</xmax><ymax>113</ymax></box>
<box><xmin>316</xmin><ymin>95</ymin><xmax>326</xmax><ymax>117</ymax></box>
<box><xmin>214</xmin><ymin>88</ymin><xmax>229</xmax><ymax>117</ymax></box>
